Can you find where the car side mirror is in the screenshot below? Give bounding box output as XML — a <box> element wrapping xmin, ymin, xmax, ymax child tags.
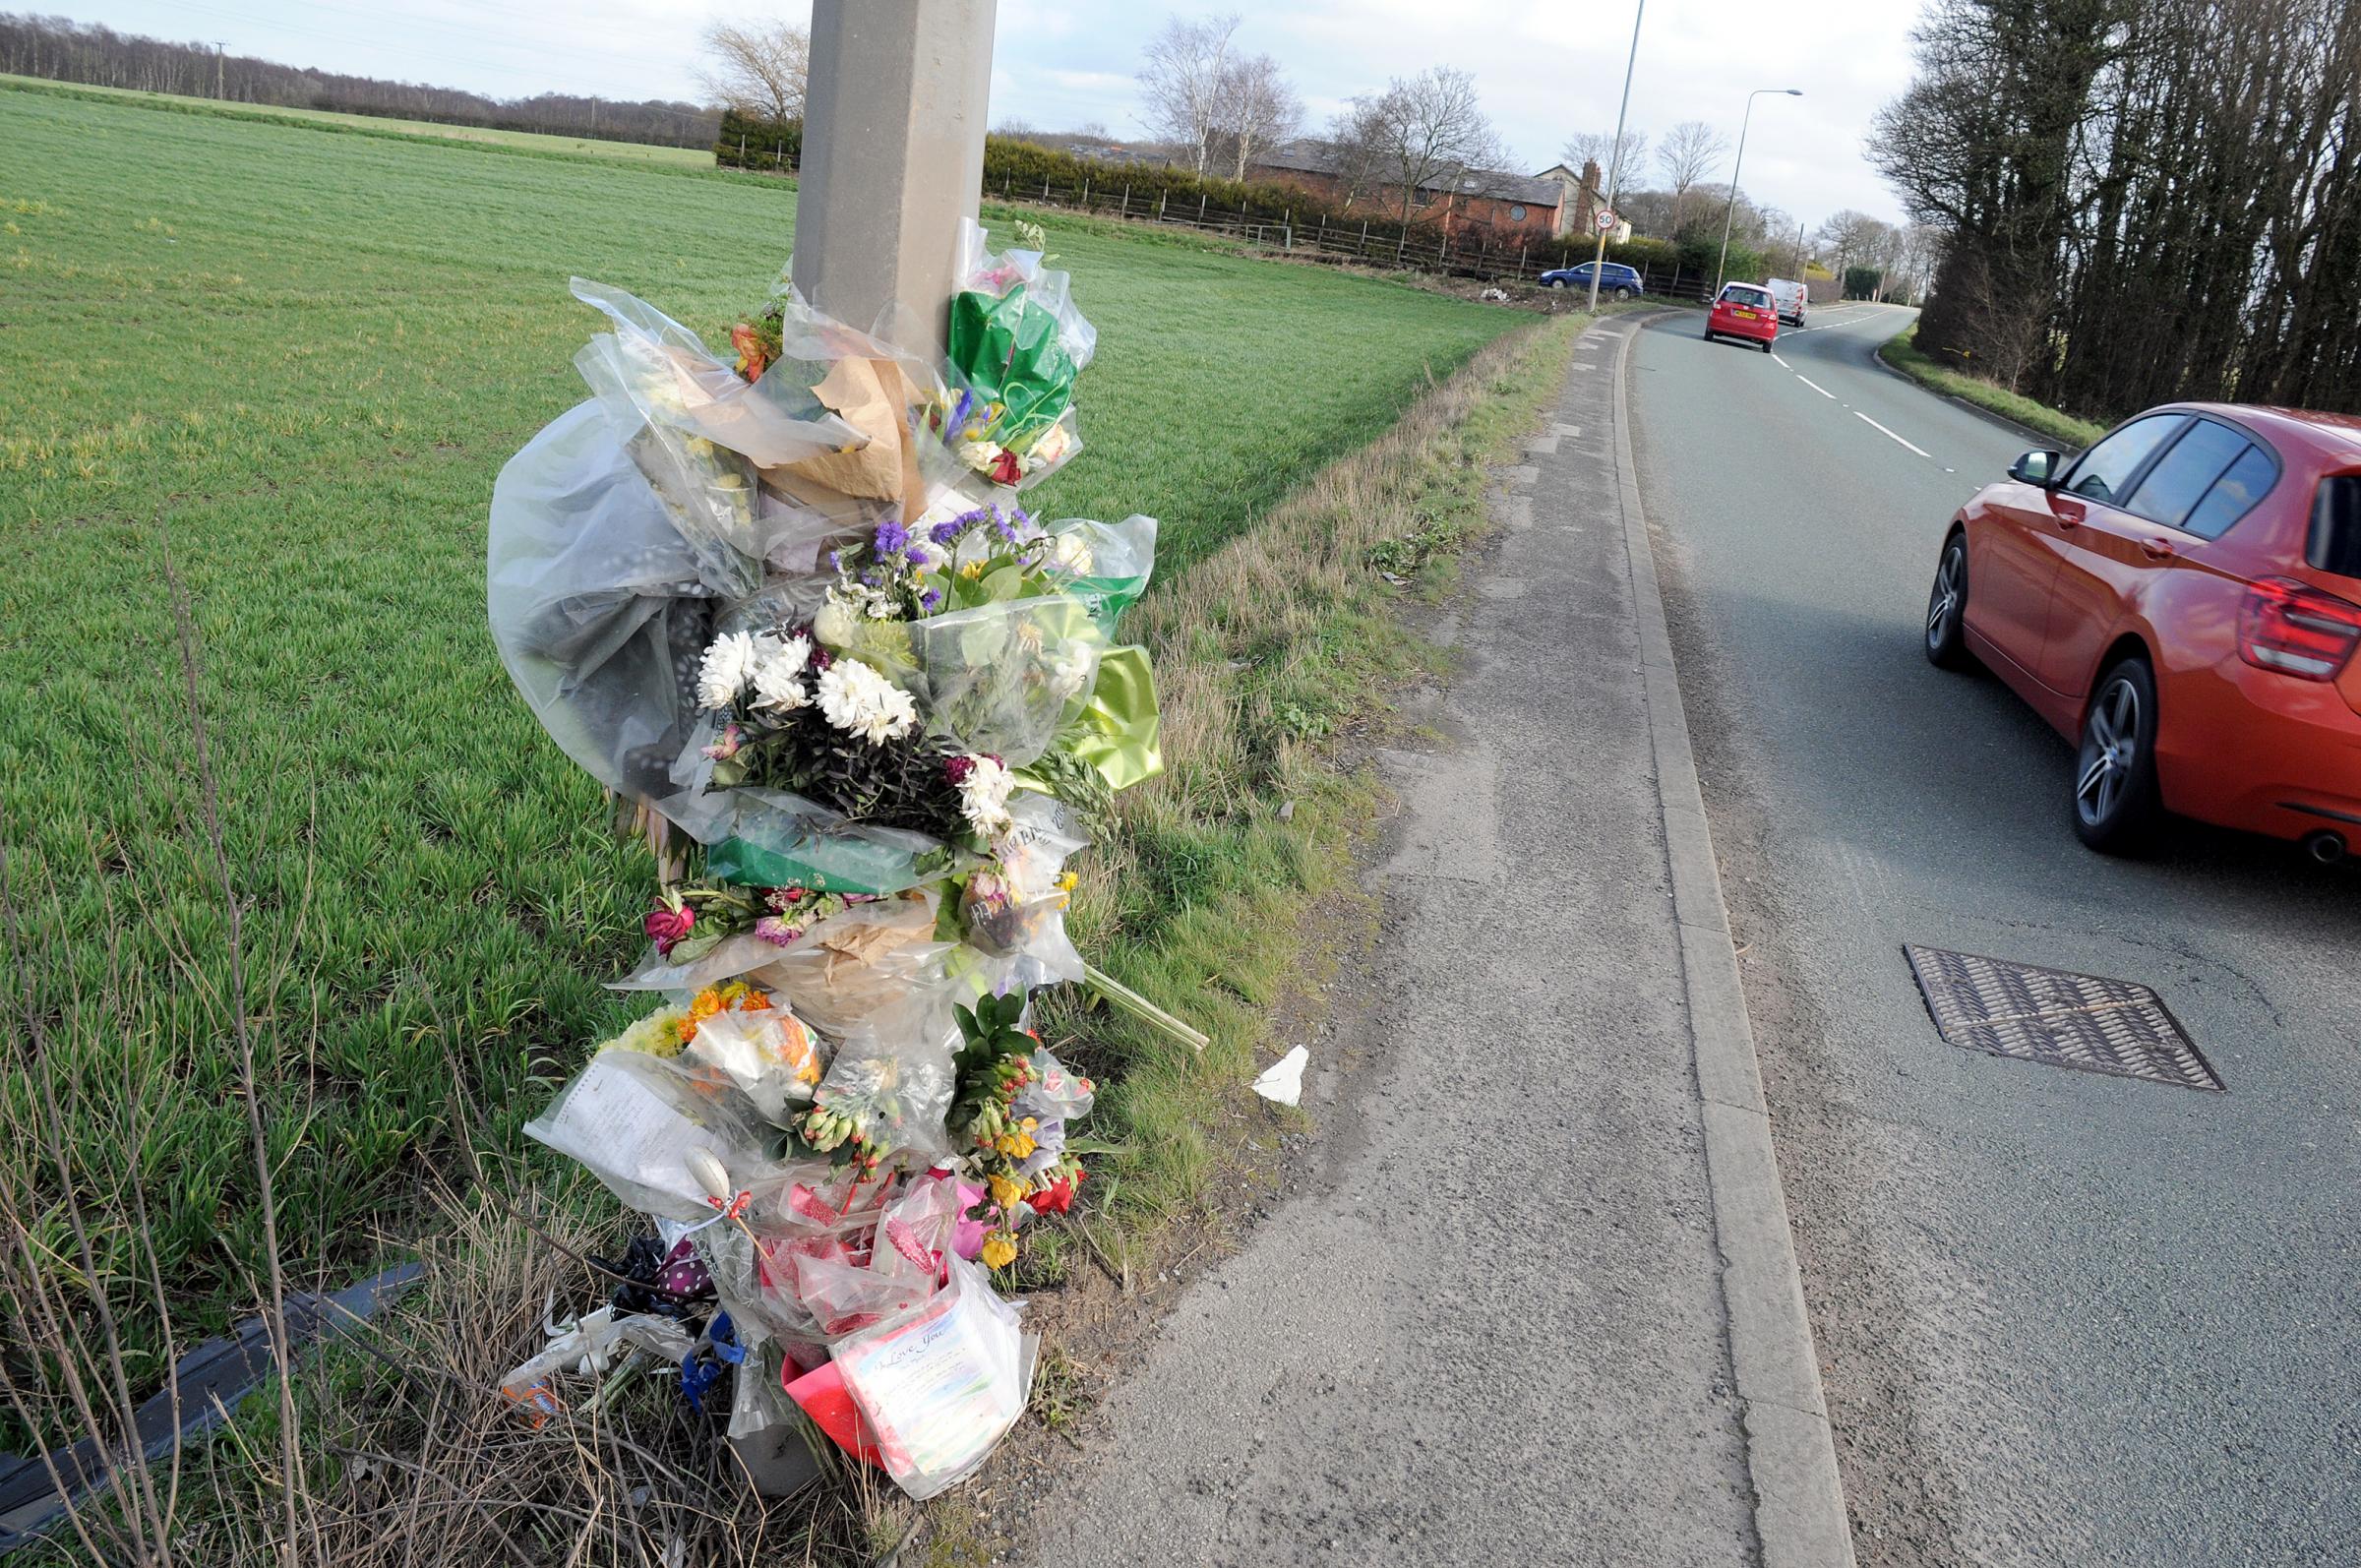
<box><xmin>2009</xmin><ymin>449</ymin><xmax>2064</xmax><ymax>488</ymax></box>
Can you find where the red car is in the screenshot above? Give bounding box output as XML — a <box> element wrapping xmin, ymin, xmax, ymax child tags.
<box><xmin>1924</xmin><ymin>402</ymin><xmax>2361</xmax><ymax>857</ymax></box>
<box><xmin>1704</xmin><ymin>282</ymin><xmax>1779</xmax><ymax>352</ymax></box>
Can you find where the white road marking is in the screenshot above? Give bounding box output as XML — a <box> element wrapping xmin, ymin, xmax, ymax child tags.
<box><xmin>1795</xmin><ymin>376</ymin><xmax>1836</xmax><ymax>399</ymax></box>
<box><xmin>1771</xmin><ymin>352</ymin><xmax>1790</xmax><ymax>368</ymax></box>
<box><xmin>1854</xmin><ymin>410</ymin><xmax>1932</xmax><ymax>457</ymax></box>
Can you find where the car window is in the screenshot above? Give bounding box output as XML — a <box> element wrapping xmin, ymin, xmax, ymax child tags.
<box><xmin>2125</xmin><ymin>418</ymin><xmax>2249</xmax><ymax>528</ymax></box>
<box><xmin>2181</xmin><ymin>446</ymin><xmax>2278</xmax><ymax>540</ymax></box>
<box><xmin>2308</xmin><ymin>475</ymin><xmax>2361</xmax><ymax>577</ymax></box>
<box><xmin>2065</xmin><ymin>414</ymin><xmax>2185</xmax><ymax>505</ymax></box>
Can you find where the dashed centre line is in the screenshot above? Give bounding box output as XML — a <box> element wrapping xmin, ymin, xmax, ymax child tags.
<box><xmin>1795</xmin><ymin>375</ymin><xmax>1837</xmax><ymax>399</ymax></box>
<box><xmin>1854</xmin><ymin>410</ymin><xmax>1933</xmax><ymax>458</ymax></box>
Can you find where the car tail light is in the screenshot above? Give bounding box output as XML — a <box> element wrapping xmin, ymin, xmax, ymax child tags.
<box><xmin>2238</xmin><ymin>576</ymin><xmax>2361</xmax><ymax>680</ymax></box>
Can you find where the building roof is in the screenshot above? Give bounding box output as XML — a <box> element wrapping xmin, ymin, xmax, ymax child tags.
<box><xmin>1253</xmin><ymin>142</ymin><xmax>1562</xmax><ymax>208</ymax></box>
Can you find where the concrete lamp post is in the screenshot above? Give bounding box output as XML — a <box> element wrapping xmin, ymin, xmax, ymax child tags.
<box><xmin>1586</xmin><ymin>0</ymin><xmax>1648</xmax><ymax>314</ymax></box>
<box><xmin>1713</xmin><ymin>88</ymin><xmax>1800</xmax><ymax>296</ymax></box>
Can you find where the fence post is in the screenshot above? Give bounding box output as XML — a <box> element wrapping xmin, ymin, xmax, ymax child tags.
<box><xmin>1397</xmin><ymin>229</ymin><xmax>1407</xmax><ymax>261</ymax></box>
<box><xmin>1121</xmin><ymin>183</ymin><xmax>1130</xmax><ymax>215</ymax></box>
<box><xmin>1159</xmin><ymin>190</ymin><xmax>1168</xmax><ymax>217</ymax></box>
<box><xmin>738</xmin><ymin>132</ymin><xmax>747</xmax><ymax>165</ymax></box>
<box><xmin>1199</xmin><ymin>193</ymin><xmax>1207</xmax><ymax>221</ymax></box>
<box><xmin>1081</xmin><ymin>178</ymin><xmax>1089</xmax><ymax>209</ymax></box>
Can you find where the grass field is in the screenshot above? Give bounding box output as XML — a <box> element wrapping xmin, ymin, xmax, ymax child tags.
<box><xmin>1878</xmin><ymin>322</ymin><xmax>2106</xmax><ymax>450</ymax></box>
<box><xmin>0</xmin><ymin>72</ymin><xmax>719</xmax><ymax>166</ymax></box>
<box><xmin>0</xmin><ymin>79</ymin><xmax>1522</xmax><ymax>1420</ymax></box>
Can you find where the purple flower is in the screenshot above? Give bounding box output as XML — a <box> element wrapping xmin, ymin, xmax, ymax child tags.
<box><xmin>755</xmin><ymin>915</ymin><xmax>801</xmax><ymax>947</ymax></box>
<box><xmin>905</xmin><ymin>547</ymin><xmax>929</xmax><ymax>566</ymax></box>
<box><xmin>991</xmin><ymin>506</ymin><xmax>1017</xmax><ymax>543</ymax></box>
<box><xmin>827</xmin><ymin>548</ymin><xmax>843</xmax><ymax>573</ymax></box>
<box><xmin>875</xmin><ymin>520</ymin><xmax>910</xmax><ymax>555</ymax></box>
<box><xmin>930</xmin><ymin>518</ymin><xmax>964</xmax><ymax>545</ymax></box>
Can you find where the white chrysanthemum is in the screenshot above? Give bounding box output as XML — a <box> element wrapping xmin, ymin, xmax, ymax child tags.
<box><xmin>958</xmin><ymin>754</ymin><xmax>1015</xmax><ymax>836</ymax></box>
<box><xmin>696</xmin><ymin>631</ymin><xmax>758</xmax><ymax>710</ymax></box>
<box><xmin>813</xmin><ymin>592</ymin><xmax>858</xmax><ymax>650</ymax></box>
<box><xmin>751</xmin><ymin>634</ymin><xmax>813</xmax><ymax>712</ymax></box>
<box><xmin>817</xmin><ymin>659</ymin><xmax>918</xmax><ymax>744</ymax></box>
<box><xmin>957</xmin><ymin>439</ymin><xmax>999</xmax><ymax>472</ymax></box>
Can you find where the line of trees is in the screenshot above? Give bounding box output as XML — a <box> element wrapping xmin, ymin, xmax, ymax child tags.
<box><xmin>1872</xmin><ymin>0</ymin><xmax>2361</xmax><ymax>420</ymax></box>
<box><xmin>0</xmin><ymin>13</ymin><xmax>716</xmax><ymax>147</ymax></box>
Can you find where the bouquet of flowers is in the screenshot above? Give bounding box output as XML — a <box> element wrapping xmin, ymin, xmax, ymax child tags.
<box><xmin>492</xmin><ymin>211</ymin><xmax>1181</xmax><ymax>1501</ymax></box>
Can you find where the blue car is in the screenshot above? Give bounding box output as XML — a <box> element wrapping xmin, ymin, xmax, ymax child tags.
<box><xmin>1538</xmin><ymin>261</ymin><xmax>1644</xmax><ymax>298</ymax></box>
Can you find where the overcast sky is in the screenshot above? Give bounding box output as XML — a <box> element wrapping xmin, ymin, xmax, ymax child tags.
<box><xmin>55</xmin><ymin>0</ymin><xmax>1918</xmax><ymax>224</ymax></box>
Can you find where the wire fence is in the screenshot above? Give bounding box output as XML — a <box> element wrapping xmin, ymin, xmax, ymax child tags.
<box><xmin>719</xmin><ymin>140</ymin><xmax>1725</xmax><ymax>303</ymax></box>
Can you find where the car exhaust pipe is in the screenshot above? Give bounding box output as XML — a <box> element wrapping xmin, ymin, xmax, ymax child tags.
<box><xmin>2303</xmin><ymin>829</ymin><xmax>2346</xmax><ymax>866</ymax></box>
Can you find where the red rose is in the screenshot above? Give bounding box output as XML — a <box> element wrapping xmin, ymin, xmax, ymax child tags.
<box><xmin>644</xmin><ymin>904</ymin><xmax>695</xmax><ymax>954</ymax></box>
<box><xmin>990</xmin><ymin>449</ymin><xmax>1023</xmax><ymax>487</ymax></box>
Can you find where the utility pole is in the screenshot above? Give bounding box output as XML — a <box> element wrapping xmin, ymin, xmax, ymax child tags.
<box><xmin>1587</xmin><ymin>0</ymin><xmax>1646</xmax><ymax>314</ymax></box>
<box><xmin>792</xmin><ymin>0</ymin><xmax>997</xmax><ymax>346</ymax></box>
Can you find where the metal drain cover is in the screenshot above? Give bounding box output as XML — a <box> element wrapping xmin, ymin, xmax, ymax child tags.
<box><xmin>1903</xmin><ymin>945</ymin><xmax>2222</xmax><ymax>1091</ymax></box>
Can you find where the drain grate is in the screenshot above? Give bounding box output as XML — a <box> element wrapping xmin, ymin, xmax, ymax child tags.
<box><xmin>1903</xmin><ymin>945</ymin><xmax>2223</xmax><ymax>1091</ymax></box>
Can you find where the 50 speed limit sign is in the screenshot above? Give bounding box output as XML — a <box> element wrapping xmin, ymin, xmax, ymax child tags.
<box><xmin>1593</xmin><ymin>207</ymin><xmax>1617</xmax><ymax>234</ymax></box>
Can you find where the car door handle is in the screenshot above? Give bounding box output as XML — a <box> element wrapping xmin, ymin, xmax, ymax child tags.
<box><xmin>2053</xmin><ymin>513</ymin><xmax>2081</xmax><ymax>530</ymax></box>
<box><xmin>2139</xmin><ymin>536</ymin><xmax>2177</xmax><ymax>560</ymax></box>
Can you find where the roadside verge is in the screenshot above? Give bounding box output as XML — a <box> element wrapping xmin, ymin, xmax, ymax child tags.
<box><xmin>1607</xmin><ymin>310</ymin><xmax>1858</xmax><ymax>1567</ymax></box>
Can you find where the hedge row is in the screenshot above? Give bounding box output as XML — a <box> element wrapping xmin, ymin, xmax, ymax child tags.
<box><xmin>713</xmin><ymin>112</ymin><xmax>1765</xmax><ymax>280</ymax></box>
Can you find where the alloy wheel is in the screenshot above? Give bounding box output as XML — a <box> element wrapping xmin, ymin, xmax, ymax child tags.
<box><xmin>1926</xmin><ymin>542</ymin><xmax>1963</xmax><ymax>651</ymax></box>
<box><xmin>2077</xmin><ymin>676</ymin><xmax>2141</xmax><ymax>827</ymax></box>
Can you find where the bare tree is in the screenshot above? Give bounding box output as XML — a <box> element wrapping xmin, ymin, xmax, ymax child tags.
<box><xmin>1344</xmin><ymin>67</ymin><xmax>1506</xmax><ymax>220</ymax></box>
<box><xmin>1657</xmin><ymin>119</ymin><xmax>1727</xmax><ymax>233</ymax></box>
<box><xmin>1138</xmin><ymin>13</ymin><xmax>1242</xmax><ymax>175</ymax></box>
<box><xmin>1561</xmin><ymin>127</ymin><xmax>1650</xmax><ymax>189</ymax></box>
<box><xmin>1213</xmin><ymin>52</ymin><xmax>1302</xmax><ymax>180</ymax></box>
<box><xmin>696</xmin><ymin>20</ymin><xmax>809</xmax><ymax>123</ymax></box>
<box><xmin>1816</xmin><ymin>209</ymin><xmax>1884</xmax><ymax>281</ymax></box>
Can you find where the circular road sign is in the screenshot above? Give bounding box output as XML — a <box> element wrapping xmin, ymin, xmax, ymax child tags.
<box><xmin>1593</xmin><ymin>207</ymin><xmax>1617</xmax><ymax>234</ymax></box>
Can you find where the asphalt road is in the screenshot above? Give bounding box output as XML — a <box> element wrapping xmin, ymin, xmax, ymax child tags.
<box><xmin>1630</xmin><ymin>304</ymin><xmax>2361</xmax><ymax>1566</ymax></box>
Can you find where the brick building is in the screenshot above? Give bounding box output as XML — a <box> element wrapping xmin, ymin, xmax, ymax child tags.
<box><xmin>1247</xmin><ymin>141</ymin><xmax>1572</xmax><ymax>242</ymax></box>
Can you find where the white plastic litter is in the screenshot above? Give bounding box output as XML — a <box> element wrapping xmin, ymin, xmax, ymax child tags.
<box><xmin>1251</xmin><ymin>1046</ymin><xmax>1309</xmax><ymax>1107</ymax></box>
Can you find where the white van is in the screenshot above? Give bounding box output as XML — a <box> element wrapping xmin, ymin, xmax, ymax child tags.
<box><xmin>1765</xmin><ymin>277</ymin><xmax>1808</xmax><ymax>327</ymax></box>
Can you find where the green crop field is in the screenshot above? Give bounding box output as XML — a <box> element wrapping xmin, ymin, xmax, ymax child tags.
<box><xmin>0</xmin><ymin>80</ymin><xmax>1519</xmax><ymax>1413</ymax></box>
<box><xmin>0</xmin><ymin>71</ymin><xmax>721</xmax><ymax>166</ymax></box>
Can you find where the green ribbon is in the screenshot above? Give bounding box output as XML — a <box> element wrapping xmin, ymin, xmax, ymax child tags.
<box><xmin>947</xmin><ymin>283</ymin><xmax>1078</xmax><ymax>444</ymax></box>
<box><xmin>706</xmin><ymin>833</ymin><xmax>924</xmax><ymax>896</ymax></box>
<box><xmin>1064</xmin><ymin>645</ymin><xmax>1162</xmax><ymax>792</ymax></box>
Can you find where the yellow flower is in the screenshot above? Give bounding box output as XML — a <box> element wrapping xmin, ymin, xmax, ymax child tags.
<box><xmin>996</xmin><ymin>1131</ymin><xmax>1037</xmax><ymax>1160</ymax></box>
<box><xmin>981</xmin><ymin>1232</ymin><xmax>1017</xmax><ymax>1270</ymax></box>
<box><xmin>1057</xmin><ymin>872</ymin><xmax>1078</xmax><ymax>892</ymax></box>
<box><xmin>689</xmin><ymin>988</ymin><xmax>724</xmax><ymax>1021</ymax></box>
<box><xmin>960</xmin><ymin>561</ymin><xmax>985</xmax><ymax>581</ymax></box>
<box><xmin>988</xmin><ymin>1174</ymin><xmax>1029</xmax><ymax>1209</ymax></box>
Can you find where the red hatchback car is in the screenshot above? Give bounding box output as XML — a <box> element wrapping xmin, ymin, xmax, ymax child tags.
<box><xmin>1924</xmin><ymin>402</ymin><xmax>2361</xmax><ymax>857</ymax></box>
<box><xmin>1705</xmin><ymin>282</ymin><xmax>1779</xmax><ymax>352</ymax></box>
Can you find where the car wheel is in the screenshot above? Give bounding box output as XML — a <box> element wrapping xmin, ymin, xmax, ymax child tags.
<box><xmin>1760</xmin><ymin>339</ymin><xmax>1774</xmax><ymax>353</ymax></box>
<box><xmin>1703</xmin><ymin>331</ymin><xmax>1717</xmax><ymax>342</ymax></box>
<box><xmin>2073</xmin><ymin>657</ymin><xmax>2163</xmax><ymax>853</ymax></box>
<box><xmin>1924</xmin><ymin>530</ymin><xmax>1973</xmax><ymax>670</ymax></box>
<box><xmin>1614</xmin><ymin>286</ymin><xmax>1633</xmax><ymax>301</ymax></box>
<box><xmin>1547</xmin><ymin>279</ymin><xmax>1565</xmax><ymax>290</ymax></box>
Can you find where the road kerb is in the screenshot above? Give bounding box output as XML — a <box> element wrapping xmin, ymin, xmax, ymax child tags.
<box><xmin>1602</xmin><ymin>310</ymin><xmax>1858</xmax><ymax>1568</ymax></box>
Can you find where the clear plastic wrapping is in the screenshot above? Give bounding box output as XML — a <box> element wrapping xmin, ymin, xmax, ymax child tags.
<box><xmin>828</xmin><ymin>1249</ymin><xmax>1029</xmax><ymax>1500</ymax></box>
<box><xmin>1049</xmin><ymin>513</ymin><xmax>1158</xmax><ymax>634</ymax></box>
<box><xmin>522</xmin><ymin>1049</ymin><xmax>773</xmax><ymax>1222</ymax></box>
<box><xmin>907</xmin><ymin>595</ymin><xmax>1106</xmax><ymax>767</ymax></box>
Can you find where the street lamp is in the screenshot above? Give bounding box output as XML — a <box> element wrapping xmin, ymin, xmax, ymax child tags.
<box><xmin>1586</xmin><ymin>0</ymin><xmax>1647</xmax><ymax>314</ymax></box>
<box><xmin>1714</xmin><ymin>88</ymin><xmax>1801</xmax><ymax>294</ymax></box>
